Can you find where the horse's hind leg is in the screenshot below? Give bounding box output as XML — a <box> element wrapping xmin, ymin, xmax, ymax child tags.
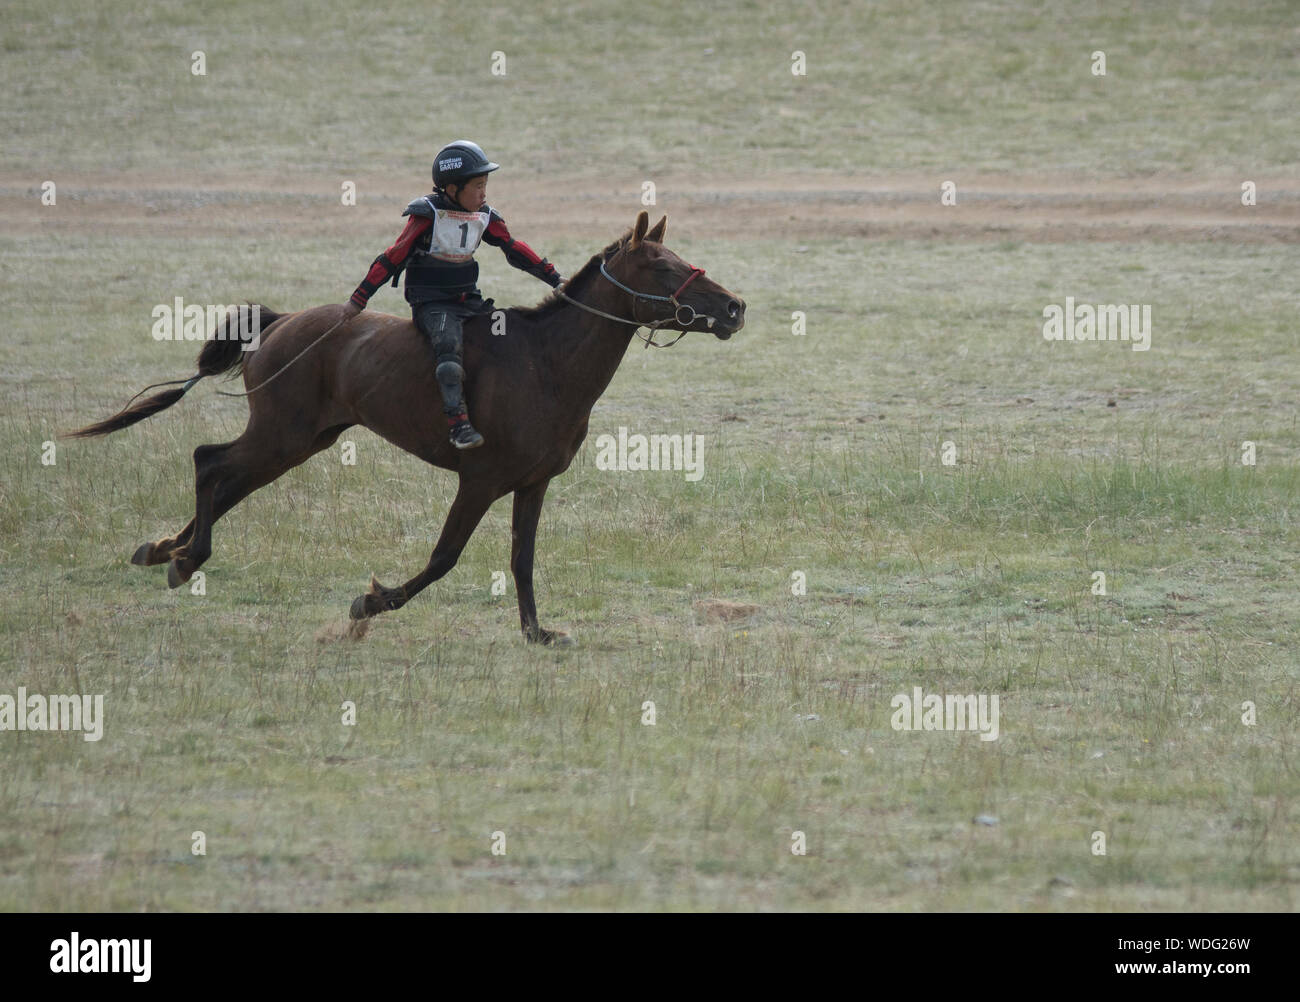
<box><xmin>164</xmin><ymin>442</ymin><xmax>230</xmax><ymax>586</ymax></box>
<box><xmin>138</xmin><ymin>473</ymin><xmax>253</xmax><ymax>571</ymax></box>
<box><xmin>129</xmin><ymin>446</ymin><xmax>229</xmax><ymax>568</ymax></box>
<box><xmin>131</xmin><ymin>524</ymin><xmax>194</xmax><ymax>566</ymax></box>
<box><xmin>130</xmin><ymin>457</ymin><xmax>261</xmax><ymax>567</ymax></box>
<box><xmin>163</xmin><ymin>424</ymin><xmax>349</xmax><ymax>587</ymax></box>
<box><xmin>131</xmin><ymin>466</ymin><xmax>264</xmax><ymax>570</ymax></box>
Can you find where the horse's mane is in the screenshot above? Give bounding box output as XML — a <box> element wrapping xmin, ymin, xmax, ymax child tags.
<box><xmin>510</xmin><ymin>230</ymin><xmax>629</xmax><ymax>323</ymax></box>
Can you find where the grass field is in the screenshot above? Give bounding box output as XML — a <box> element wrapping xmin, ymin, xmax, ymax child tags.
<box><xmin>0</xmin><ymin>0</ymin><xmax>1297</xmax><ymax>911</ymax></box>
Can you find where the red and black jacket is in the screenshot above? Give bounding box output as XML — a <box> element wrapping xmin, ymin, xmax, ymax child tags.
<box><xmin>351</xmin><ymin>191</ymin><xmax>561</xmax><ymax>308</ymax></box>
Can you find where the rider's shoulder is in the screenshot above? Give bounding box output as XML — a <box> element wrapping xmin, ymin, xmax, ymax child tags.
<box><xmin>402</xmin><ymin>194</ymin><xmax>438</xmax><ymax>218</ymax></box>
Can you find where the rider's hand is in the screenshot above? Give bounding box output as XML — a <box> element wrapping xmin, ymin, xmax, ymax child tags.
<box><xmin>344</xmin><ymin>301</ymin><xmax>363</xmax><ymax>317</ymax></box>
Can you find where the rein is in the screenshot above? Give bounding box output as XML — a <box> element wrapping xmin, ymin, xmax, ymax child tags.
<box><xmin>556</xmin><ymin>257</ymin><xmax>713</xmax><ymax>349</ymax></box>
<box><xmin>217</xmin><ymin>252</ymin><xmax>713</xmax><ymax>400</ymax></box>
<box><xmin>217</xmin><ymin>313</ymin><xmax>351</xmax><ymax>397</ymax></box>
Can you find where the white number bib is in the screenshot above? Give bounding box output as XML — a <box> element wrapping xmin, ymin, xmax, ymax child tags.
<box><xmin>427</xmin><ymin>208</ymin><xmax>489</xmax><ymax>262</ymax></box>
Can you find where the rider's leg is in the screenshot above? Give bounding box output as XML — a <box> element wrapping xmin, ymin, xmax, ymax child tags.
<box><xmin>413</xmin><ymin>303</ymin><xmax>484</xmax><ymax>450</ymax></box>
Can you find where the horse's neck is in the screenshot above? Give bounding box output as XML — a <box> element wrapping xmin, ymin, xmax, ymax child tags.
<box><xmin>539</xmin><ymin>289</ymin><xmax>638</xmax><ymax>411</ymax></box>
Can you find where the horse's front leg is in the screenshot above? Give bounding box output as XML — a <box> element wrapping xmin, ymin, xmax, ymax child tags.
<box><xmin>350</xmin><ymin>479</ymin><xmax>497</xmax><ymax>620</ymax></box>
<box><xmin>511</xmin><ymin>479</ymin><xmax>569</xmax><ymax>645</ymax></box>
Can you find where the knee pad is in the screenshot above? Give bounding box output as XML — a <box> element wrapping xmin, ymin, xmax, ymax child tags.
<box><xmin>435</xmin><ymin>360</ymin><xmax>465</xmax><ymax>384</ymax></box>
<box><xmin>436</xmin><ymin>326</ymin><xmax>464</xmax><ymax>359</ymax></box>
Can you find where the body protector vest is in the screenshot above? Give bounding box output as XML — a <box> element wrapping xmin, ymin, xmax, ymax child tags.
<box><xmin>402</xmin><ymin>194</ymin><xmax>490</xmax><ymax>303</ymax></box>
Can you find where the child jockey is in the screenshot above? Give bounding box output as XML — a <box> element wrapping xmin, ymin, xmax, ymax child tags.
<box><xmin>347</xmin><ymin>140</ymin><xmax>563</xmax><ymax>448</ymax></box>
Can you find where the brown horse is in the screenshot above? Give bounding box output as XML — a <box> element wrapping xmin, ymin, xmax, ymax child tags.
<box><xmin>67</xmin><ymin>212</ymin><xmax>745</xmax><ymax>644</ymax></box>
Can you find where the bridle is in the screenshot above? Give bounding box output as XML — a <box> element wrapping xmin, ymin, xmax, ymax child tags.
<box><xmin>556</xmin><ymin>250</ymin><xmax>716</xmax><ymax>348</ymax></box>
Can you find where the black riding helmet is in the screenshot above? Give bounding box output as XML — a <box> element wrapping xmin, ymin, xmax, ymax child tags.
<box><xmin>433</xmin><ymin>140</ymin><xmax>500</xmax><ymax>190</ymax></box>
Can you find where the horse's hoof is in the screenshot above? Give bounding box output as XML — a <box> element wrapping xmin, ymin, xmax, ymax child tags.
<box><xmin>349</xmin><ymin>594</ymin><xmax>369</xmax><ymax>620</ymax></box>
<box><xmin>166</xmin><ymin>560</ymin><xmax>189</xmax><ymax>589</ymax></box>
<box><xmin>130</xmin><ymin>543</ymin><xmax>153</xmax><ymax>566</ymax></box>
<box><xmin>539</xmin><ymin>629</ymin><xmax>574</xmax><ymax>647</ymax></box>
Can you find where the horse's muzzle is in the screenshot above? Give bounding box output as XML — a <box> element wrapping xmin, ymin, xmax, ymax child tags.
<box><xmin>714</xmin><ymin>298</ymin><xmax>745</xmax><ymax>339</ymax></box>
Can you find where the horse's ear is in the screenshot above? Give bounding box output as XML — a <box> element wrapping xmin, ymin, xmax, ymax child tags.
<box><xmin>645</xmin><ymin>215</ymin><xmax>667</xmax><ymax>243</ymax></box>
<box><xmin>629</xmin><ymin>211</ymin><xmax>649</xmax><ymax>249</ymax></box>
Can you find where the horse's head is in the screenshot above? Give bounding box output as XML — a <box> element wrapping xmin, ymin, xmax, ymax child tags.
<box><xmin>603</xmin><ymin>211</ymin><xmax>745</xmax><ymax>340</ymax></box>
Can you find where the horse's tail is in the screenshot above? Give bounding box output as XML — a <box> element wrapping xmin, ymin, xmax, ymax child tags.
<box><xmin>64</xmin><ymin>304</ymin><xmax>283</xmax><ymax>439</ymax></box>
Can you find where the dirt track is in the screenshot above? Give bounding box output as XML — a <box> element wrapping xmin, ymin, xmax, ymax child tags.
<box><xmin>2</xmin><ymin>171</ymin><xmax>1297</xmax><ymax>243</ymax></box>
